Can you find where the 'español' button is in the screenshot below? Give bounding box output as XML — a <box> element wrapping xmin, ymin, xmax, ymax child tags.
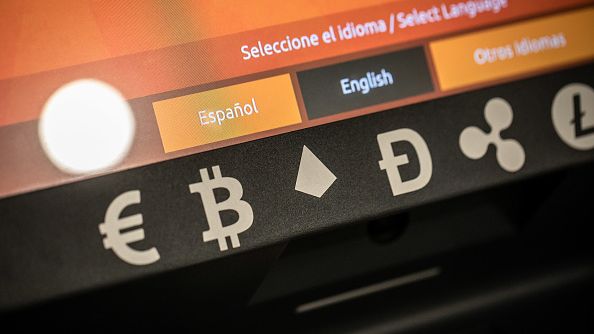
<box><xmin>152</xmin><ymin>74</ymin><xmax>302</xmax><ymax>153</ymax></box>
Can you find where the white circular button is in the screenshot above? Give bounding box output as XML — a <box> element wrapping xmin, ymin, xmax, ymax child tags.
<box><xmin>39</xmin><ymin>79</ymin><xmax>135</xmax><ymax>174</ymax></box>
<box><xmin>551</xmin><ymin>83</ymin><xmax>594</xmax><ymax>150</ymax></box>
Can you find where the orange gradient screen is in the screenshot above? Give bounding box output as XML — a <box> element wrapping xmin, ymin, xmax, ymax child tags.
<box><xmin>0</xmin><ymin>0</ymin><xmax>392</xmax><ymax>80</ymax></box>
<box><xmin>1</xmin><ymin>0</ymin><xmax>590</xmax><ymax>127</ymax></box>
<box><xmin>1</xmin><ymin>0</ymin><xmax>593</xmax><ymax>199</ymax></box>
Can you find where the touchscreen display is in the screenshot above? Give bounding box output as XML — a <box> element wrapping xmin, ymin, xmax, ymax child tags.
<box><xmin>0</xmin><ymin>0</ymin><xmax>592</xmax><ymax>198</ymax></box>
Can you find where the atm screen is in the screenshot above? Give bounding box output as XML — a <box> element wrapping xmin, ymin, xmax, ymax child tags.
<box><xmin>1</xmin><ymin>1</ymin><xmax>594</xmax><ymax>330</ymax></box>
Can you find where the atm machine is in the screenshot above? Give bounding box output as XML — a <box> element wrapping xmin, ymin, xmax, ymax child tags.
<box><xmin>1</xmin><ymin>1</ymin><xmax>593</xmax><ymax>332</ymax></box>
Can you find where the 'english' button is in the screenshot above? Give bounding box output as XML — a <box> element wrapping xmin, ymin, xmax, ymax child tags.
<box><xmin>297</xmin><ymin>47</ymin><xmax>433</xmax><ymax>119</ymax></box>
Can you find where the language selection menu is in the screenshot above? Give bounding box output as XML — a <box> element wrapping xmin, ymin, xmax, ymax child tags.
<box><xmin>152</xmin><ymin>74</ymin><xmax>301</xmax><ymax>153</ymax></box>
<box><xmin>145</xmin><ymin>6</ymin><xmax>594</xmax><ymax>160</ymax></box>
<box><xmin>297</xmin><ymin>47</ymin><xmax>433</xmax><ymax>119</ymax></box>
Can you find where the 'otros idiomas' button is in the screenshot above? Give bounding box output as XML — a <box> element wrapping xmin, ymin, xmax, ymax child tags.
<box><xmin>152</xmin><ymin>74</ymin><xmax>301</xmax><ymax>153</ymax></box>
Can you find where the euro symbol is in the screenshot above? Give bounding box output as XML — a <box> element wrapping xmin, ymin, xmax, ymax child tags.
<box><xmin>98</xmin><ymin>190</ymin><xmax>160</xmax><ymax>265</ymax></box>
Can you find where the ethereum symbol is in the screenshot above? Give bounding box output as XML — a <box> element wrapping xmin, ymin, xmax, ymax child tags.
<box><xmin>295</xmin><ymin>145</ymin><xmax>337</xmax><ymax>198</ymax></box>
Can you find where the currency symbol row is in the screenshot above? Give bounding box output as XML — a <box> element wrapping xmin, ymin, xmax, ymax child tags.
<box><xmin>101</xmin><ymin>84</ymin><xmax>594</xmax><ymax>266</ymax></box>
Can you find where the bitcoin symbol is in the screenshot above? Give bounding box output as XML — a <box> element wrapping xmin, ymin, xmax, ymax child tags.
<box><xmin>189</xmin><ymin>166</ymin><xmax>253</xmax><ymax>251</ymax></box>
<box><xmin>98</xmin><ymin>190</ymin><xmax>160</xmax><ymax>265</ymax></box>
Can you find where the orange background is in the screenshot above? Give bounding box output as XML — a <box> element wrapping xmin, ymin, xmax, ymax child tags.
<box><xmin>0</xmin><ymin>0</ymin><xmax>591</xmax><ymax>127</ymax></box>
<box><xmin>0</xmin><ymin>0</ymin><xmax>393</xmax><ymax>80</ymax></box>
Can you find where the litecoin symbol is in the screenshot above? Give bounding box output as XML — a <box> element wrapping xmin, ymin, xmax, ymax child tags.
<box><xmin>552</xmin><ymin>83</ymin><xmax>594</xmax><ymax>150</ymax></box>
<box><xmin>189</xmin><ymin>166</ymin><xmax>254</xmax><ymax>251</ymax></box>
<box><xmin>99</xmin><ymin>190</ymin><xmax>160</xmax><ymax>266</ymax></box>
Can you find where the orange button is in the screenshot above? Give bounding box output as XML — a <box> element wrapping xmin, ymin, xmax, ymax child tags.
<box><xmin>153</xmin><ymin>74</ymin><xmax>302</xmax><ymax>153</ymax></box>
<box><xmin>429</xmin><ymin>8</ymin><xmax>594</xmax><ymax>91</ymax></box>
